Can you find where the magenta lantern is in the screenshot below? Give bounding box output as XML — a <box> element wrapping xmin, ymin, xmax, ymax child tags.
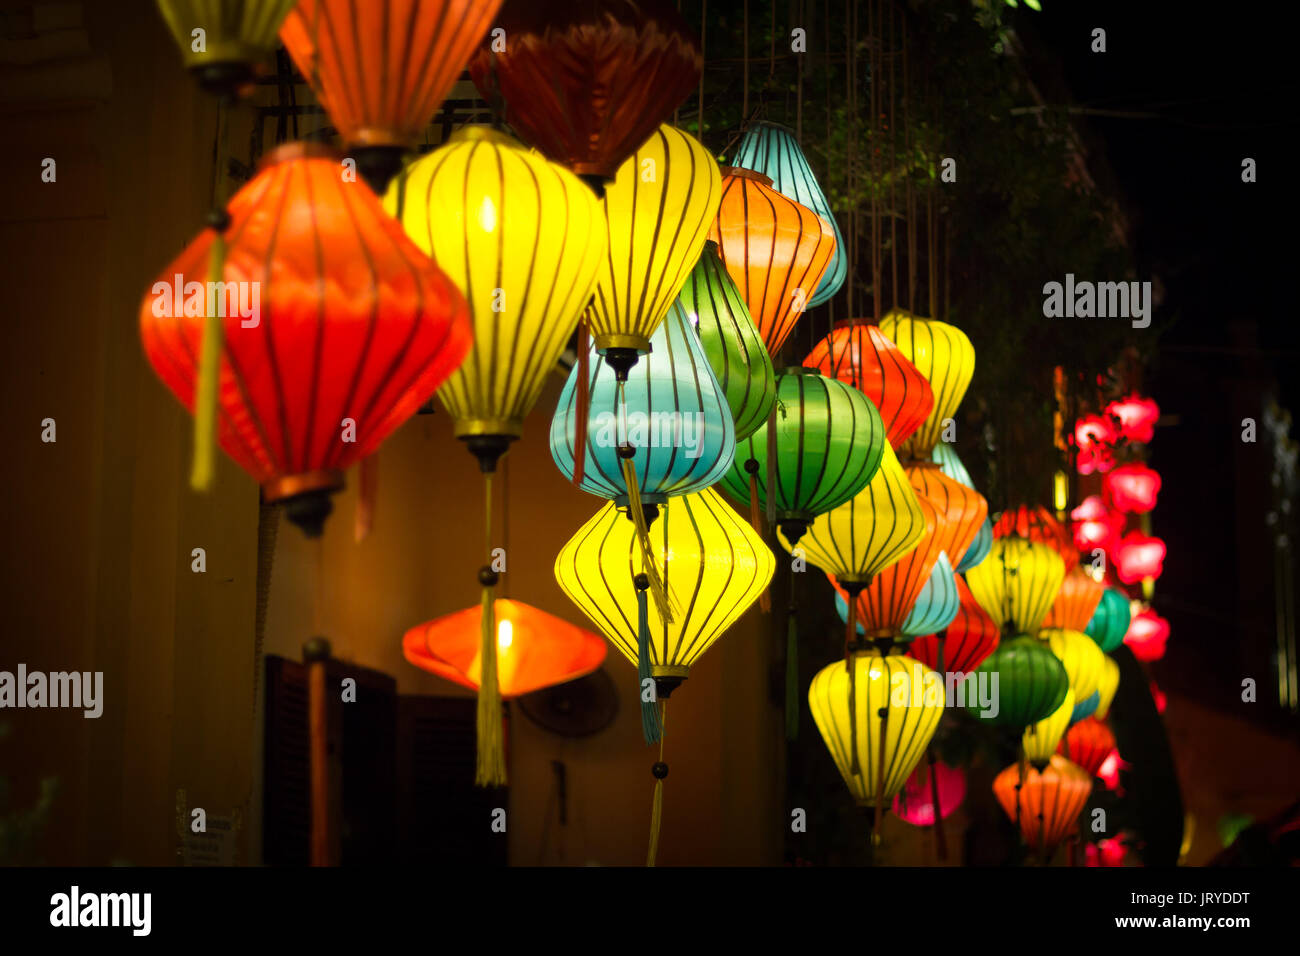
<box><xmin>1125</xmin><ymin>608</ymin><xmax>1170</xmax><ymax>662</ymax></box>
<box><xmin>892</xmin><ymin>760</ymin><xmax>966</xmax><ymax>826</ymax></box>
<box><xmin>1075</xmin><ymin>414</ymin><xmax>1118</xmax><ymax>475</ymax></box>
<box><xmin>1106</xmin><ymin>463</ymin><xmax>1162</xmax><ymax>514</ymax></box>
<box><xmin>1071</xmin><ymin>495</ymin><xmax>1125</xmax><ymax>555</ymax></box>
<box><xmin>1107</xmin><ymin>394</ymin><xmax>1160</xmax><ymax>444</ymax></box>
<box><xmin>1115</xmin><ymin>532</ymin><xmax>1166</xmax><ymax>583</ymax></box>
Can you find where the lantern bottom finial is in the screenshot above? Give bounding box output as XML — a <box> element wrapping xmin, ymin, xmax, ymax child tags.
<box><xmin>352</xmin><ymin>144</ymin><xmax>409</xmax><ymax>196</ymax></box>
<box><xmin>462</xmin><ymin>434</ymin><xmax>515</xmax><ymax>474</ymax></box>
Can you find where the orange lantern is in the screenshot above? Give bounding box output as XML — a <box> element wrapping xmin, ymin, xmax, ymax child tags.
<box><xmin>993</xmin><ymin>755</ymin><xmax>1093</xmax><ymax>859</ymax></box>
<box><xmin>906</xmin><ymin>462</ymin><xmax>989</xmax><ymax>572</ymax></box>
<box><xmin>1043</xmin><ymin>567</ymin><xmax>1106</xmax><ymax>632</ymax></box>
<box><xmin>404</xmin><ymin>600</ymin><xmax>606</xmax><ymax>699</ymax></box>
<box><xmin>1058</xmin><ymin>717</ymin><xmax>1116</xmax><ymax>778</ymax></box>
<box><xmin>708</xmin><ymin>167</ymin><xmax>836</xmax><ymax>357</ymax></box>
<box><xmin>994</xmin><ymin>504</ymin><xmax>1079</xmax><ymax>567</ymax></box>
<box><xmin>907</xmin><ymin>574</ymin><xmax>1000</xmax><ymax>675</ymax></box>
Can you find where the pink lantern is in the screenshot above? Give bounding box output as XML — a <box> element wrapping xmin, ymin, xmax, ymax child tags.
<box><xmin>1107</xmin><ymin>395</ymin><xmax>1160</xmax><ymax>444</ymax></box>
<box><xmin>1070</xmin><ymin>495</ymin><xmax>1125</xmax><ymax>555</ymax></box>
<box><xmin>1075</xmin><ymin>414</ymin><xmax>1118</xmax><ymax>475</ymax></box>
<box><xmin>1115</xmin><ymin>532</ymin><xmax>1166</xmax><ymax>583</ymax></box>
<box><xmin>1150</xmin><ymin>678</ymin><xmax>1168</xmax><ymax>713</ymax></box>
<box><xmin>1124</xmin><ymin>608</ymin><xmax>1170</xmax><ymax>662</ymax></box>
<box><xmin>1097</xmin><ymin>750</ymin><xmax>1127</xmax><ymax>792</ymax></box>
<box><xmin>1087</xmin><ymin>836</ymin><xmax>1130</xmax><ymax>867</ymax></box>
<box><xmin>1106</xmin><ymin>463</ymin><xmax>1162</xmax><ymax>514</ymax></box>
<box><xmin>892</xmin><ymin>760</ymin><xmax>966</xmax><ymax>826</ymax></box>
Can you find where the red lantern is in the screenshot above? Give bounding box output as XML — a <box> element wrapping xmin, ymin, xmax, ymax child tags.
<box><xmin>469</xmin><ymin>0</ymin><xmax>700</xmax><ymax>185</ymax></box>
<box><xmin>804</xmin><ymin>321</ymin><xmax>935</xmax><ymax>450</ymax></box>
<box><xmin>1124</xmin><ymin>608</ymin><xmax>1170</xmax><ymax>662</ymax></box>
<box><xmin>404</xmin><ymin>600</ymin><xmax>607</xmax><ymax>698</ymax></box>
<box><xmin>1106</xmin><ymin>394</ymin><xmax>1159</xmax><ymax>444</ymax></box>
<box><xmin>1043</xmin><ymin>567</ymin><xmax>1105</xmax><ymax>632</ymax></box>
<box><xmin>1115</xmin><ymin>532</ymin><xmax>1166</xmax><ymax>584</ymax></box>
<box><xmin>1070</xmin><ymin>495</ymin><xmax>1124</xmax><ymax>555</ymax></box>
<box><xmin>1074</xmin><ymin>413</ymin><xmax>1117</xmax><ymax>475</ymax></box>
<box><xmin>992</xmin><ymin>756</ymin><xmax>1093</xmax><ymax>858</ymax></box>
<box><xmin>1097</xmin><ymin>750</ymin><xmax>1125</xmax><ymax>792</ymax></box>
<box><xmin>140</xmin><ymin>143</ymin><xmax>473</xmax><ymax>535</ymax></box>
<box><xmin>1105</xmin><ymin>462</ymin><xmax>1162</xmax><ymax>514</ymax></box>
<box><xmin>1150</xmin><ymin>678</ymin><xmax>1167</xmax><ymax>713</ymax></box>
<box><xmin>908</xmin><ymin>575</ymin><xmax>999</xmax><ymax>674</ymax></box>
<box><xmin>1087</xmin><ymin>837</ymin><xmax>1129</xmax><ymax>867</ymax></box>
<box><xmin>994</xmin><ymin>504</ymin><xmax>1079</xmax><ymax>567</ymax></box>
<box><xmin>1057</xmin><ymin>716</ymin><xmax>1116</xmax><ymax>777</ymax></box>
<box><xmin>893</xmin><ymin>760</ymin><xmax>966</xmax><ymax>826</ymax></box>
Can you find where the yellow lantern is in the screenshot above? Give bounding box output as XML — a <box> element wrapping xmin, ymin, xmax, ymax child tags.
<box><xmin>585</xmin><ymin>125</ymin><xmax>722</xmax><ymax>377</ymax></box>
<box><xmin>878</xmin><ymin>310</ymin><xmax>976</xmax><ymax>460</ymax></box>
<box><xmin>1094</xmin><ymin>654</ymin><xmax>1121</xmax><ymax>720</ymax></box>
<box><xmin>1023</xmin><ymin>687</ymin><xmax>1075</xmax><ymax>768</ymax></box>
<box><xmin>809</xmin><ymin>650</ymin><xmax>944</xmax><ymax>820</ymax></box>
<box><xmin>154</xmin><ymin>0</ymin><xmax>296</xmax><ymax>91</ymax></box>
<box><xmin>966</xmin><ymin>536</ymin><xmax>1066</xmax><ymax>636</ymax></box>
<box><xmin>1044</xmin><ymin>627</ymin><xmax>1106</xmax><ymax>703</ymax></box>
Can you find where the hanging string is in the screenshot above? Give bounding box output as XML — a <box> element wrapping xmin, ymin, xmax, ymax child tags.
<box><xmin>616</xmin><ymin>379</ymin><xmax>672</xmax><ymax>621</ymax></box>
<box><xmin>635</xmin><ymin>574</ymin><xmax>662</xmax><ymax>743</ymax></box>
<box><xmin>795</xmin><ymin>0</ymin><xmax>804</xmax><ymax>142</ymax></box>
<box><xmin>845</xmin><ymin>0</ymin><xmax>854</xmax><ymax>318</ymax></box>
<box><xmin>502</xmin><ymin>453</ymin><xmax>510</xmax><ymax>599</ymax></box>
<box><xmin>873</xmin><ymin>695</ymin><xmax>889</xmax><ymax>839</ymax></box>
<box><xmin>785</xmin><ymin>574</ymin><xmax>800</xmax><ymax>740</ymax></box>
<box><xmin>476</xmin><ymin>472</ymin><xmax>506</xmax><ymax>787</ymax></box>
<box><xmin>867</xmin><ymin>0</ymin><xmax>878</xmax><ymax>321</ymax></box>
<box><xmin>647</xmin><ymin>700</ymin><xmax>668</xmax><ymax>866</ymax></box>
<box><xmin>697</xmin><ymin>0</ymin><xmax>707</xmax><ymax>137</ymax></box>
<box><xmin>354</xmin><ymin>454</ymin><xmax>377</xmax><ymax>542</ymax></box>
<box><xmin>845</xmin><ymin>590</ymin><xmax>861</xmax><ymax>774</ymax></box>
<box><xmin>573</xmin><ymin>319</ymin><xmax>590</xmax><ymax>486</ymax></box>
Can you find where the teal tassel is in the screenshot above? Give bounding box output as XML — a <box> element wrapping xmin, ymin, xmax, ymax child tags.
<box><xmin>637</xmin><ymin>582</ymin><xmax>662</xmax><ymax>744</ymax></box>
<box><xmin>785</xmin><ymin>608</ymin><xmax>799</xmax><ymax>740</ymax></box>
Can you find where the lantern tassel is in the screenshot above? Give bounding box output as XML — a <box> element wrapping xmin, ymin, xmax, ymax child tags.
<box><xmin>190</xmin><ymin>230</ymin><xmax>226</xmax><ymax>491</ymax></box>
<box><xmin>635</xmin><ymin>577</ymin><xmax>662</xmax><ymax>744</ymax></box>
<box><xmin>647</xmin><ymin>702</ymin><xmax>667</xmax><ymax>867</ymax></box>
<box><xmin>621</xmin><ymin>456</ymin><xmax>672</xmax><ymax>623</ymax></box>
<box><xmin>847</xmin><ymin>594</ymin><xmax>861</xmax><ymax>775</ymax></box>
<box><xmin>476</xmin><ymin>579</ymin><xmax>505</xmax><ymax>787</ymax></box>
<box><xmin>784</xmin><ymin>605</ymin><xmax>799</xmax><ymax>740</ymax></box>
<box><xmin>572</xmin><ymin>320</ymin><xmax>590</xmax><ymax>486</ymax></box>
<box><xmin>354</xmin><ymin>454</ymin><xmax>377</xmax><ymax>542</ymax></box>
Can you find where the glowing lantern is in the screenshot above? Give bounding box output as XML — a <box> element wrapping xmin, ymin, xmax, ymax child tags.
<box><xmin>403</xmin><ymin>601</ymin><xmax>606</xmax><ymax>698</ymax></box>
<box><xmin>282</xmin><ymin>0</ymin><xmax>502</xmax><ymax>190</ymax></box>
<box><xmin>154</xmin><ymin>0</ymin><xmax>296</xmax><ymax>94</ymax></box>
<box><xmin>1115</xmin><ymin>532</ymin><xmax>1166</xmax><ymax>584</ymax></box>
<box><xmin>676</xmin><ymin>241</ymin><xmax>776</xmax><ymax>441</ymax></box>
<box><xmin>967</xmin><ymin>636</ymin><xmax>1068</xmax><ymax>728</ymax></box>
<box><xmin>900</xmin><ymin>553</ymin><xmax>961</xmax><ymax>637</ymax></box>
<box><xmin>1071</xmin><ymin>495</ymin><xmax>1124</xmax><ymax>556</ymax></box>
<box><xmin>1124</xmin><ymin>608</ymin><xmax>1170</xmax><ymax>662</ymax></box>
<box><xmin>731</xmin><ymin>121</ymin><xmax>846</xmax><ymax>306</ymax></box>
<box><xmin>994</xmin><ymin>504</ymin><xmax>1078</xmax><ymax>566</ymax></box>
<box><xmin>907</xmin><ymin>574</ymin><xmax>1000</xmax><ymax>675</ymax></box>
<box><xmin>1074</xmin><ymin>414</ymin><xmax>1117</xmax><ymax>475</ymax></box>
<box><xmin>1044</xmin><ymin>628</ymin><xmax>1106</xmax><ymax>703</ymax></box>
<box><xmin>893</xmin><ymin>760</ymin><xmax>966</xmax><ymax>826</ymax></box>
<box><xmin>468</xmin><ymin>0</ymin><xmax>700</xmax><ymax>186</ymax></box>
<box><xmin>586</xmin><ymin>125</ymin><xmax>721</xmax><ymax>369</ymax></box>
<box><xmin>993</xmin><ymin>756</ymin><xmax>1093</xmax><ymax>858</ymax></box>
<box><xmin>965</xmin><ymin>537</ymin><xmax>1066</xmax><ymax>636</ymax></box>
<box><xmin>907</xmin><ymin>462</ymin><xmax>989</xmax><ymax>572</ymax></box>
<box><xmin>1150</xmin><ymin>678</ymin><xmax>1167</xmax><ymax>714</ymax></box>
<box><xmin>139</xmin><ymin>143</ymin><xmax>472</xmax><ymax>537</ymax></box>
<box><xmin>808</xmin><ymin>651</ymin><xmax>944</xmax><ymax>812</ymax></box>
<box><xmin>1058</xmin><ymin>717</ymin><xmax>1116</xmax><ymax>778</ymax></box>
<box><xmin>1043</xmin><ymin>568</ymin><xmax>1105</xmax><ymax>632</ymax></box>
<box><xmin>708</xmin><ymin>168</ymin><xmax>836</xmax><ymax>357</ymax></box>
<box><xmin>1106</xmin><ymin>394</ymin><xmax>1159</xmax><ymax>444</ymax></box>
<box><xmin>1071</xmin><ymin>691</ymin><xmax>1100</xmax><ymax>724</ymax></box>
<box><xmin>1088</xmin><ymin>837</ymin><xmax>1128</xmax><ymax>867</ymax></box>
<box><xmin>550</xmin><ymin>303</ymin><xmax>735</xmax><ymax>505</ymax></box>
<box><xmin>1023</xmin><ymin>688</ymin><xmax>1075</xmax><ymax>769</ymax></box>
<box><xmin>1085</xmin><ymin>587</ymin><xmax>1132</xmax><ymax>653</ymax></box>
<box><xmin>1097</xmin><ymin>750</ymin><xmax>1123</xmax><ymax>791</ymax></box>
<box><xmin>805</xmin><ymin>321</ymin><xmax>935</xmax><ymax>450</ymax></box>
<box><xmin>878</xmin><ymin>311</ymin><xmax>975</xmax><ymax>461</ymax></box>
<box><xmin>1095</xmin><ymin>656</ymin><xmax>1121</xmax><ymax>720</ymax></box>
<box><xmin>1105</xmin><ymin>462</ymin><xmax>1162</xmax><ymax>514</ymax></box>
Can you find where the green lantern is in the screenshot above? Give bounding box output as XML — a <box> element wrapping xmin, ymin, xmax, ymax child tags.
<box><xmin>1085</xmin><ymin>587</ymin><xmax>1131</xmax><ymax>653</ymax></box>
<box><xmin>717</xmin><ymin>367</ymin><xmax>885</xmax><ymax>543</ymax></box>
<box><xmin>677</xmin><ymin>241</ymin><xmax>776</xmax><ymax>441</ymax></box>
<box><xmin>965</xmin><ymin>635</ymin><xmax>1068</xmax><ymax>728</ymax></box>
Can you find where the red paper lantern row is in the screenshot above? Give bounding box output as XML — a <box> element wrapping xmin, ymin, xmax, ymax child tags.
<box><xmin>1057</xmin><ymin>716</ymin><xmax>1116</xmax><ymax>777</ymax></box>
<box><xmin>1105</xmin><ymin>462</ymin><xmax>1162</xmax><ymax>514</ymax></box>
<box><xmin>1074</xmin><ymin>413</ymin><xmax>1118</xmax><ymax>475</ymax></box>
<box><xmin>1115</xmin><ymin>532</ymin><xmax>1166</xmax><ymax>584</ymax></box>
<box><xmin>1125</xmin><ymin>608</ymin><xmax>1170</xmax><ymax>662</ymax></box>
<box><xmin>907</xmin><ymin>575</ymin><xmax>999</xmax><ymax>674</ymax></box>
<box><xmin>1106</xmin><ymin>394</ymin><xmax>1160</xmax><ymax>444</ymax></box>
<box><xmin>993</xmin><ymin>504</ymin><xmax>1079</xmax><ymax>567</ymax></box>
<box><xmin>1070</xmin><ymin>495</ymin><xmax>1124</xmax><ymax>556</ymax></box>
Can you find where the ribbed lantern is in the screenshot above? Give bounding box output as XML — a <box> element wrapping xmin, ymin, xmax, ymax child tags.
<box><xmin>708</xmin><ymin>168</ymin><xmax>836</xmax><ymax>357</ymax></box>
<box><xmin>1059</xmin><ymin>717</ymin><xmax>1116</xmax><ymax>777</ymax></box>
<box><xmin>907</xmin><ymin>574</ymin><xmax>1000</xmax><ymax>676</ymax></box>
<box><xmin>900</xmin><ymin>553</ymin><xmax>961</xmax><ymax>637</ymax></box>
<box><xmin>282</xmin><ymin>0</ymin><xmax>502</xmax><ymax>191</ymax></box>
<box><xmin>1044</xmin><ymin>628</ymin><xmax>1106</xmax><ymax>703</ymax></box>
<box><xmin>719</xmin><ymin>368</ymin><xmax>885</xmax><ymax>544</ymax></box>
<box><xmin>993</xmin><ymin>756</ymin><xmax>1093</xmax><ymax>859</ymax></box>
<box><xmin>878</xmin><ymin>311</ymin><xmax>975</xmax><ymax>461</ymax></box>
<box><xmin>966</xmin><ymin>635</ymin><xmax>1069</xmax><ymax>728</ymax></box>
<box><xmin>1095</xmin><ymin>656</ymin><xmax>1121</xmax><ymax>720</ymax></box>
<box><xmin>929</xmin><ymin>442</ymin><xmax>992</xmax><ymax>572</ymax></box>
<box><xmin>731</xmin><ymin>121</ymin><xmax>846</xmax><ymax>307</ymax></box>
<box><xmin>676</xmin><ymin>241</ymin><xmax>776</xmax><ymax>441</ymax></box>
<box><xmin>139</xmin><ymin>143</ymin><xmax>472</xmax><ymax>536</ymax></box>
<box><xmin>154</xmin><ymin>0</ymin><xmax>296</xmax><ymax>94</ymax></box>
<box><xmin>550</xmin><ymin>303</ymin><xmax>735</xmax><ymax>505</ymax></box>
<box><xmin>1023</xmin><ymin>688</ymin><xmax>1075</xmax><ymax>770</ymax></box>
<box><xmin>994</xmin><ymin>504</ymin><xmax>1079</xmax><ymax>567</ymax></box>
<box><xmin>966</xmin><ymin>537</ymin><xmax>1067</xmax><ymax>637</ymax></box>
<box><xmin>468</xmin><ymin>0</ymin><xmax>700</xmax><ymax>187</ymax></box>
<box><xmin>1071</xmin><ymin>691</ymin><xmax>1100</xmax><ymax>724</ymax></box>
<box><xmin>805</xmin><ymin>321</ymin><xmax>935</xmax><ymax>450</ymax></box>
<box><xmin>1085</xmin><ymin>587</ymin><xmax>1132</xmax><ymax>653</ymax></box>
<box><xmin>1043</xmin><ymin>568</ymin><xmax>1106</xmax><ymax>632</ymax></box>
<box><xmin>585</xmin><ymin>125</ymin><xmax>721</xmax><ymax>371</ymax></box>
<box><xmin>906</xmin><ymin>462</ymin><xmax>989</xmax><ymax>572</ymax></box>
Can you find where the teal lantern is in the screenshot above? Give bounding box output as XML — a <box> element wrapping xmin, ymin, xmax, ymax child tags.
<box><xmin>730</xmin><ymin>121</ymin><xmax>846</xmax><ymax>307</ymax></box>
<box><xmin>676</xmin><ymin>240</ymin><xmax>776</xmax><ymax>441</ymax></box>
<box><xmin>1085</xmin><ymin>587</ymin><xmax>1131</xmax><ymax>653</ymax></box>
<box><xmin>931</xmin><ymin>442</ymin><xmax>991</xmax><ymax>572</ymax></box>
<box><xmin>958</xmin><ymin>518</ymin><xmax>993</xmax><ymax>572</ymax></box>
<box><xmin>901</xmin><ymin>552</ymin><xmax>961</xmax><ymax>637</ymax></box>
<box><xmin>1070</xmin><ymin>690</ymin><xmax>1100</xmax><ymax>724</ymax></box>
<box><xmin>717</xmin><ymin>367</ymin><xmax>885</xmax><ymax>543</ymax></box>
<box><xmin>550</xmin><ymin>302</ymin><xmax>735</xmax><ymax>508</ymax></box>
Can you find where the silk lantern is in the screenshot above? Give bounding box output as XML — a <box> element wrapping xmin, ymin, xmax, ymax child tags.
<box><xmin>893</xmin><ymin>760</ymin><xmax>966</xmax><ymax>826</ymax></box>
<box><xmin>1106</xmin><ymin>394</ymin><xmax>1159</xmax><ymax>444</ymax></box>
<box><xmin>731</xmin><ymin>121</ymin><xmax>846</xmax><ymax>306</ymax></box>
<box><xmin>1095</xmin><ymin>655</ymin><xmax>1121</xmax><ymax>720</ymax></box>
<box><xmin>994</xmin><ymin>504</ymin><xmax>1078</xmax><ymax>567</ymax></box>
<box><xmin>1059</xmin><ymin>717</ymin><xmax>1116</xmax><ymax>778</ymax></box>
<box><xmin>993</xmin><ymin>756</ymin><xmax>1093</xmax><ymax>859</ymax></box>
<box><xmin>965</xmin><ymin>537</ymin><xmax>1066</xmax><ymax>637</ymax></box>
<box><xmin>1124</xmin><ymin>608</ymin><xmax>1170</xmax><ymax>662</ymax></box>
<box><xmin>154</xmin><ymin>0</ymin><xmax>296</xmax><ymax>94</ymax></box>
<box><xmin>966</xmin><ymin>636</ymin><xmax>1068</xmax><ymax>728</ymax></box>
<box><xmin>907</xmin><ymin>462</ymin><xmax>989</xmax><ymax>572</ymax></box>
<box><xmin>676</xmin><ymin>241</ymin><xmax>776</xmax><ymax>441</ymax></box>
<box><xmin>1075</xmin><ymin>413</ymin><xmax>1117</xmax><ymax>475</ymax></box>
<box><xmin>469</xmin><ymin>0</ymin><xmax>700</xmax><ymax>188</ymax></box>
<box><xmin>403</xmin><ymin>600</ymin><xmax>606</xmax><ymax>698</ymax></box>
<box><xmin>900</xmin><ymin>553</ymin><xmax>961</xmax><ymax>637</ymax></box>
<box><xmin>1070</xmin><ymin>690</ymin><xmax>1100</xmax><ymax>724</ymax></box>
<box><xmin>878</xmin><ymin>311</ymin><xmax>975</xmax><ymax>461</ymax></box>
<box><xmin>907</xmin><ymin>574</ymin><xmax>1000</xmax><ymax>675</ymax></box>
<box><xmin>1115</xmin><ymin>532</ymin><xmax>1166</xmax><ymax>584</ymax></box>
<box><xmin>140</xmin><ymin>143</ymin><xmax>472</xmax><ymax>536</ymax></box>
<box><xmin>1043</xmin><ymin>568</ymin><xmax>1105</xmax><ymax>632</ymax></box>
<box><xmin>1086</xmin><ymin>587</ymin><xmax>1132</xmax><ymax>653</ymax></box>
<box><xmin>708</xmin><ymin>168</ymin><xmax>836</xmax><ymax>356</ymax></box>
<box><xmin>1023</xmin><ymin>688</ymin><xmax>1075</xmax><ymax>769</ymax></box>
<box><xmin>1043</xmin><ymin>628</ymin><xmax>1106</xmax><ymax>703</ymax></box>
<box><xmin>1071</xmin><ymin>495</ymin><xmax>1123</xmax><ymax>556</ymax></box>
<box><xmin>929</xmin><ymin>443</ymin><xmax>993</xmax><ymax>572</ymax></box>
<box><xmin>805</xmin><ymin>320</ymin><xmax>936</xmax><ymax>451</ymax></box>
<box><xmin>282</xmin><ymin>0</ymin><xmax>502</xmax><ymax>191</ymax></box>
<box><xmin>1106</xmin><ymin>462</ymin><xmax>1162</xmax><ymax>514</ymax></box>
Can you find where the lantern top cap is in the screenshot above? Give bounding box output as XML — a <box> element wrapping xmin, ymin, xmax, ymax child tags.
<box><xmin>259</xmin><ymin>141</ymin><xmax>343</xmax><ymax>170</ymax></box>
<box><xmin>449</xmin><ymin>125</ymin><xmax>519</xmax><ymax>147</ymax></box>
<box><xmin>719</xmin><ymin>166</ymin><xmax>774</xmax><ymax>187</ymax></box>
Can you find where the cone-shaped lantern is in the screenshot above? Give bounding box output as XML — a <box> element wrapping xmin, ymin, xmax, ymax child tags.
<box><xmin>403</xmin><ymin>600</ymin><xmax>606</xmax><ymax>698</ymax></box>
<box><xmin>155</xmin><ymin>0</ymin><xmax>296</xmax><ymax>94</ymax></box>
<box><xmin>1023</xmin><ymin>688</ymin><xmax>1075</xmax><ymax>769</ymax></box>
<box><xmin>731</xmin><ymin>121</ymin><xmax>846</xmax><ymax>306</ymax></box>
<box><xmin>139</xmin><ymin>143</ymin><xmax>472</xmax><ymax>536</ymax></box>
<box><xmin>1043</xmin><ymin>568</ymin><xmax>1105</xmax><ymax>632</ymax></box>
<box><xmin>709</xmin><ymin>168</ymin><xmax>836</xmax><ymax>357</ymax></box>
<box><xmin>805</xmin><ymin>321</ymin><xmax>935</xmax><ymax>451</ymax></box>
<box><xmin>966</xmin><ymin>537</ymin><xmax>1066</xmax><ymax>637</ymax></box>
<box><xmin>468</xmin><ymin>0</ymin><xmax>700</xmax><ymax>187</ymax></box>
<box><xmin>1058</xmin><ymin>717</ymin><xmax>1116</xmax><ymax>777</ymax></box>
<box><xmin>1086</xmin><ymin>587</ymin><xmax>1132</xmax><ymax>653</ymax></box>
<box><xmin>993</xmin><ymin>756</ymin><xmax>1093</xmax><ymax>859</ymax></box>
<box><xmin>966</xmin><ymin>635</ymin><xmax>1068</xmax><ymax>728</ymax></box>
<box><xmin>907</xmin><ymin>574</ymin><xmax>1000</xmax><ymax>676</ymax></box>
<box><xmin>676</xmin><ymin>241</ymin><xmax>776</xmax><ymax>441</ymax></box>
<box><xmin>878</xmin><ymin>311</ymin><xmax>975</xmax><ymax>461</ymax></box>
<box><xmin>282</xmin><ymin>0</ymin><xmax>502</xmax><ymax>191</ymax></box>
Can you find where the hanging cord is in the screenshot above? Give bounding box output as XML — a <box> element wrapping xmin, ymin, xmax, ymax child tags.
<box><xmin>844</xmin><ymin>585</ymin><xmax>864</xmax><ymax>773</ymax></box>
<box><xmin>845</xmin><ymin>0</ymin><xmax>855</xmax><ymax>317</ymax></box>
<box><xmin>904</xmin><ymin>14</ymin><xmax>917</xmax><ymax>311</ymax></box>
<box><xmin>747</xmin><ymin>458</ymin><xmax>771</xmax><ymax>612</ymax></box>
<box><xmin>873</xmin><ymin>697</ymin><xmax>889</xmax><ymax>840</ymax></box>
<box><xmin>191</xmin><ymin>95</ymin><xmax>232</xmax><ymax>491</ymax></box>
<box><xmin>647</xmin><ymin>701</ymin><xmax>668</xmax><ymax>866</ymax></box>
<box><xmin>697</xmin><ymin>0</ymin><xmax>707</xmax><ymax>137</ymax></box>
<box><xmin>476</xmin><ymin>473</ymin><xmax>506</xmax><ymax>787</ymax></box>
<box><xmin>785</xmin><ymin>573</ymin><xmax>800</xmax><ymax>739</ymax></box>
<box><xmin>616</xmin><ymin>381</ymin><xmax>672</xmax><ymax>622</ymax></box>
<box><xmin>742</xmin><ymin>0</ymin><xmax>749</xmax><ymax>122</ymax></box>
<box><xmin>252</xmin><ymin>499</ymin><xmax>280</xmax><ymax>711</ymax></box>
<box><xmin>635</xmin><ymin>574</ymin><xmax>662</xmax><ymax>743</ymax></box>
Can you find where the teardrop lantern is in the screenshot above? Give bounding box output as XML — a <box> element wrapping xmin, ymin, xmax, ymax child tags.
<box><xmin>966</xmin><ymin>635</ymin><xmax>1069</xmax><ymax>728</ymax></box>
<box><xmin>154</xmin><ymin>0</ymin><xmax>297</xmax><ymax>95</ymax></box>
<box><xmin>993</xmin><ymin>756</ymin><xmax>1093</xmax><ymax>860</ymax></box>
<box><xmin>878</xmin><ymin>311</ymin><xmax>975</xmax><ymax>461</ymax></box>
<box><xmin>1085</xmin><ymin>587</ymin><xmax>1132</xmax><ymax>653</ymax></box>
<box><xmin>907</xmin><ymin>574</ymin><xmax>1000</xmax><ymax>676</ymax></box>
<box><xmin>965</xmin><ymin>537</ymin><xmax>1067</xmax><ymax>637</ymax></box>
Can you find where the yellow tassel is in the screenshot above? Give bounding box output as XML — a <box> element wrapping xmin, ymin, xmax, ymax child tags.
<box><xmin>190</xmin><ymin>231</ymin><xmax>226</xmax><ymax>491</ymax></box>
<box><xmin>621</xmin><ymin>457</ymin><xmax>673</xmax><ymax>623</ymax></box>
<box><xmin>647</xmin><ymin>777</ymin><xmax>664</xmax><ymax>867</ymax></box>
<box><xmin>476</xmin><ymin>585</ymin><xmax>506</xmax><ymax>786</ymax></box>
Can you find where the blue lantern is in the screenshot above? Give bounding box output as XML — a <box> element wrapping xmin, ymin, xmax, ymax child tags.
<box><xmin>730</xmin><ymin>121</ymin><xmax>845</xmax><ymax>307</ymax></box>
<box><xmin>1070</xmin><ymin>690</ymin><xmax>1100</xmax><ymax>724</ymax></box>
<box><xmin>901</xmin><ymin>551</ymin><xmax>961</xmax><ymax>637</ymax></box>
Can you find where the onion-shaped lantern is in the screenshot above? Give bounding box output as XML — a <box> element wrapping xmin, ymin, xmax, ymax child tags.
<box><xmin>1043</xmin><ymin>568</ymin><xmax>1105</xmax><ymax>632</ymax></box>
<box><xmin>907</xmin><ymin>574</ymin><xmax>1000</xmax><ymax>676</ymax></box>
<box><xmin>906</xmin><ymin>462</ymin><xmax>989</xmax><ymax>571</ymax></box>
<box><xmin>675</xmin><ymin>241</ymin><xmax>775</xmax><ymax>441</ymax></box>
<box><xmin>1085</xmin><ymin>587</ymin><xmax>1132</xmax><ymax>653</ymax></box>
<box><xmin>901</xmin><ymin>553</ymin><xmax>961</xmax><ymax>637</ymax></box>
<box><xmin>928</xmin><ymin>442</ymin><xmax>992</xmax><ymax>572</ymax></box>
<box><xmin>732</xmin><ymin>121</ymin><xmax>846</xmax><ymax>307</ymax></box>
<box><xmin>1058</xmin><ymin>716</ymin><xmax>1116</xmax><ymax>777</ymax></box>
<box><xmin>1023</xmin><ymin>688</ymin><xmax>1075</xmax><ymax>769</ymax></box>
<box><xmin>966</xmin><ymin>635</ymin><xmax>1068</xmax><ymax>728</ymax></box>
<box><xmin>993</xmin><ymin>755</ymin><xmax>1093</xmax><ymax>860</ymax></box>
<box><xmin>966</xmin><ymin>537</ymin><xmax>1067</xmax><ymax>637</ymax></box>
<box><xmin>154</xmin><ymin>0</ymin><xmax>297</xmax><ymax>95</ymax></box>
<box><xmin>878</xmin><ymin>311</ymin><xmax>975</xmax><ymax>461</ymax></box>
<box><xmin>1044</xmin><ymin>628</ymin><xmax>1106</xmax><ymax>703</ymax></box>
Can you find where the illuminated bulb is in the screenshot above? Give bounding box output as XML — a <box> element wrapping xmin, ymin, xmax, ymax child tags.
<box><xmin>497</xmin><ymin>618</ymin><xmax>513</xmax><ymax>651</ymax></box>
